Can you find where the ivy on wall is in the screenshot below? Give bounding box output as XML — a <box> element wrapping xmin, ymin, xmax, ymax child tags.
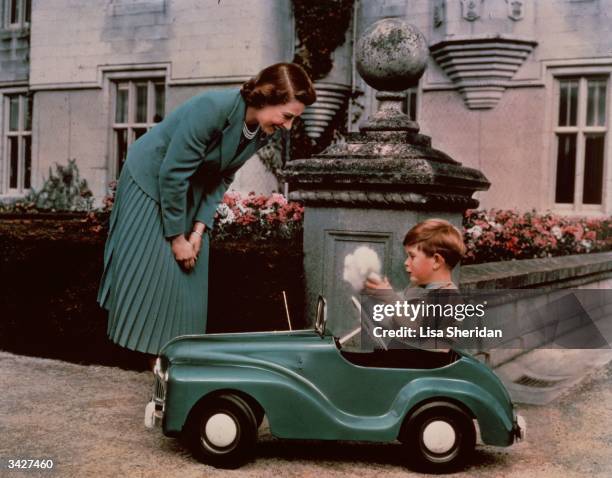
<box><xmin>291</xmin><ymin>0</ymin><xmax>355</xmax><ymax>81</ymax></box>
<box><xmin>287</xmin><ymin>0</ymin><xmax>356</xmax><ymax>163</ymax></box>
<box><xmin>249</xmin><ymin>1</ymin><xmax>357</xmax><ymax>174</ymax></box>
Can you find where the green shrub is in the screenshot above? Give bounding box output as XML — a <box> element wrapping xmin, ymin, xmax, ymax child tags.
<box><xmin>34</xmin><ymin>159</ymin><xmax>94</xmax><ymax>211</ymax></box>
<box><xmin>0</xmin><ymin>159</ymin><xmax>93</xmax><ymax>213</ymax></box>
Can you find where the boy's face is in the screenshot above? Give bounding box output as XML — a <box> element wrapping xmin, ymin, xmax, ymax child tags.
<box><xmin>404</xmin><ymin>245</ymin><xmax>437</xmax><ymax>286</ymax></box>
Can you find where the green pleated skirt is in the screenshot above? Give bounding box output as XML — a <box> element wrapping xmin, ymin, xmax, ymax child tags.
<box><xmin>97</xmin><ymin>166</ymin><xmax>209</xmax><ymax>355</ymax></box>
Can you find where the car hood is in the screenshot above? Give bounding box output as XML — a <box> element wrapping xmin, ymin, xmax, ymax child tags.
<box><xmin>160</xmin><ymin>329</ymin><xmax>331</xmax><ymax>364</ymax></box>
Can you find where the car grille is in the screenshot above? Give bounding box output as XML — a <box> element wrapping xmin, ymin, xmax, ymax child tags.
<box><xmin>153</xmin><ymin>374</ymin><xmax>166</xmax><ymax>406</ymax></box>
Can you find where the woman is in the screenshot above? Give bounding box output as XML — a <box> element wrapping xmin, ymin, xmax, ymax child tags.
<box><xmin>97</xmin><ymin>63</ymin><xmax>316</xmax><ymax>361</ymax></box>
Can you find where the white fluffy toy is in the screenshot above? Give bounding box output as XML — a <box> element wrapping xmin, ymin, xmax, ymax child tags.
<box><xmin>343</xmin><ymin>246</ymin><xmax>382</xmax><ymax>291</ymax></box>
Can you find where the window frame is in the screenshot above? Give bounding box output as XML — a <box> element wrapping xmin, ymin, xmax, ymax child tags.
<box><xmin>105</xmin><ymin>70</ymin><xmax>167</xmax><ymax>181</ymax></box>
<box><xmin>3</xmin><ymin>0</ymin><xmax>31</xmax><ymax>30</ymax></box>
<box><xmin>546</xmin><ymin>62</ymin><xmax>612</xmax><ymax>216</ymax></box>
<box><xmin>0</xmin><ymin>89</ymin><xmax>32</xmax><ymax>197</ymax></box>
<box><xmin>403</xmin><ymin>86</ymin><xmax>419</xmax><ymax>122</ymax></box>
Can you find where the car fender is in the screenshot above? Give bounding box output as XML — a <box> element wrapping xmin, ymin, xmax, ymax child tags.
<box><xmin>393</xmin><ymin>377</ymin><xmax>515</xmax><ymax>446</ymax></box>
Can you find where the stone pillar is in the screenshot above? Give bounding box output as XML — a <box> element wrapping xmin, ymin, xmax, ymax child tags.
<box><xmin>283</xmin><ymin>19</ymin><xmax>490</xmax><ymax>336</ymax></box>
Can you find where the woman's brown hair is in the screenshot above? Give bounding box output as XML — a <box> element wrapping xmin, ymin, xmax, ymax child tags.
<box><xmin>241</xmin><ymin>63</ymin><xmax>316</xmax><ymax>108</ymax></box>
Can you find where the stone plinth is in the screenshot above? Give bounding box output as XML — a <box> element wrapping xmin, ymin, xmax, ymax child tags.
<box><xmin>284</xmin><ymin>19</ymin><xmax>490</xmax><ymax>336</ymax></box>
<box><xmin>284</xmin><ymin>126</ymin><xmax>489</xmax><ymax>335</ymax></box>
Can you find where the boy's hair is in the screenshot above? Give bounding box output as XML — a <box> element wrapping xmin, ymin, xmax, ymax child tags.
<box><xmin>403</xmin><ymin>219</ymin><xmax>465</xmax><ymax>268</ymax></box>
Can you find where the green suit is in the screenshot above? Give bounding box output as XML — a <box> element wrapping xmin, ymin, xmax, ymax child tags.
<box><xmin>126</xmin><ymin>87</ymin><xmax>266</xmax><ymax>236</ymax></box>
<box><xmin>98</xmin><ymin>87</ymin><xmax>267</xmax><ymax>354</ymax></box>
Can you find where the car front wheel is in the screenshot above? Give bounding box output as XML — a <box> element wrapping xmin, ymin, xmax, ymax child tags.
<box><xmin>186</xmin><ymin>394</ymin><xmax>257</xmax><ymax>469</ymax></box>
<box><xmin>401</xmin><ymin>401</ymin><xmax>475</xmax><ymax>472</ymax></box>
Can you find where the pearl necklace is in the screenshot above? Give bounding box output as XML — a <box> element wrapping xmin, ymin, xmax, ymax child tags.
<box><xmin>242</xmin><ymin>122</ymin><xmax>260</xmax><ymax>140</ymax></box>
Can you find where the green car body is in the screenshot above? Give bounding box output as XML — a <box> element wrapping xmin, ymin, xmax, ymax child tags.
<box><xmin>151</xmin><ymin>328</ymin><xmax>520</xmax><ymax>448</ymax></box>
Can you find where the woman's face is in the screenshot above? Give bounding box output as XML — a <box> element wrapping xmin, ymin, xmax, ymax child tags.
<box><xmin>255</xmin><ymin>100</ymin><xmax>305</xmax><ymax>135</ymax></box>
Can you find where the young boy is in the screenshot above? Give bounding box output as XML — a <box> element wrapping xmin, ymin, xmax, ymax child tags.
<box><xmin>366</xmin><ymin>218</ymin><xmax>465</xmax><ymax>292</ymax></box>
<box><xmin>365</xmin><ymin>218</ymin><xmax>466</xmax><ymax>349</ymax></box>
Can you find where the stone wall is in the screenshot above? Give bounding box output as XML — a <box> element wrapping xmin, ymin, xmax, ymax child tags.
<box><xmin>27</xmin><ymin>0</ymin><xmax>293</xmax><ymax>199</ymax></box>
<box><xmin>460</xmin><ymin>251</ymin><xmax>612</xmax><ymax>367</ymax></box>
<box><xmin>353</xmin><ymin>0</ymin><xmax>612</xmax><ymax>214</ymax></box>
<box><xmin>4</xmin><ymin>0</ymin><xmax>612</xmax><ymax>209</ymax></box>
<box><xmin>33</xmin><ymin>89</ymin><xmax>109</xmax><ymax>200</ymax></box>
<box><xmin>32</xmin><ymin>83</ymin><xmax>279</xmax><ymax>199</ymax></box>
<box><xmin>29</xmin><ymin>0</ymin><xmax>293</xmax><ymax>88</ymax></box>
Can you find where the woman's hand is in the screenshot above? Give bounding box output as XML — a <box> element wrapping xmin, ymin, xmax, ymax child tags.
<box><xmin>188</xmin><ymin>223</ymin><xmax>206</xmax><ymax>258</ymax></box>
<box><xmin>188</xmin><ymin>232</ymin><xmax>202</xmax><ymax>258</ymax></box>
<box><xmin>171</xmin><ymin>235</ymin><xmax>196</xmax><ymax>271</ymax></box>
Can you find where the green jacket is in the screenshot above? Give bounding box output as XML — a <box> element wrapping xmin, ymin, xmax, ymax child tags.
<box><xmin>125</xmin><ymin>88</ymin><xmax>266</xmax><ymax>238</ymax></box>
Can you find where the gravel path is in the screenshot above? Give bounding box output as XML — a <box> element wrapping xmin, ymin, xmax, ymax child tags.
<box><xmin>1</xmin><ymin>350</ymin><xmax>611</xmax><ymax>477</ymax></box>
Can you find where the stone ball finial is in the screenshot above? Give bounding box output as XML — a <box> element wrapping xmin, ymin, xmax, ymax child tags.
<box><xmin>356</xmin><ymin>19</ymin><xmax>428</xmax><ymax>91</ymax></box>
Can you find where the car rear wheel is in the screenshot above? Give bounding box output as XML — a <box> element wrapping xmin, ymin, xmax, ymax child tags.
<box><xmin>401</xmin><ymin>401</ymin><xmax>475</xmax><ymax>472</ymax></box>
<box><xmin>186</xmin><ymin>394</ymin><xmax>257</xmax><ymax>469</ymax></box>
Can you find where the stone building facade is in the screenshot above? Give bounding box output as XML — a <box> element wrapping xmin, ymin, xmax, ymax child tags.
<box><xmin>0</xmin><ymin>0</ymin><xmax>610</xmax><ymax>217</ymax></box>
<box><xmin>1</xmin><ymin>0</ymin><xmax>291</xmax><ymax>202</ymax></box>
<box><xmin>354</xmin><ymin>0</ymin><xmax>612</xmax><ymax>216</ymax></box>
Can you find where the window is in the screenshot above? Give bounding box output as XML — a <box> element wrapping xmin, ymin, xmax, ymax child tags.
<box><xmin>554</xmin><ymin>76</ymin><xmax>608</xmax><ymax>210</ymax></box>
<box><xmin>4</xmin><ymin>0</ymin><xmax>31</xmax><ymax>28</ymax></box>
<box><xmin>403</xmin><ymin>87</ymin><xmax>418</xmax><ymax>121</ymax></box>
<box><xmin>112</xmin><ymin>79</ymin><xmax>165</xmax><ymax>177</ymax></box>
<box><xmin>2</xmin><ymin>92</ymin><xmax>32</xmax><ymax>194</ymax></box>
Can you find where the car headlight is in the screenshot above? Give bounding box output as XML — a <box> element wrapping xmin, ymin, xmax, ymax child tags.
<box><xmin>153</xmin><ymin>357</ymin><xmax>169</xmax><ymax>382</ymax></box>
<box><xmin>153</xmin><ymin>357</ymin><xmax>162</xmax><ymax>375</ymax></box>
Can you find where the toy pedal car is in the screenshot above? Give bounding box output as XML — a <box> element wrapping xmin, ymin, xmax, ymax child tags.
<box><xmin>145</xmin><ymin>297</ymin><xmax>525</xmax><ymax>472</ymax></box>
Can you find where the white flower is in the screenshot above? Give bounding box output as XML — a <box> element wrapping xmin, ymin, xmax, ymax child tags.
<box><xmin>216</xmin><ymin>203</ymin><xmax>235</xmax><ymax>224</ymax></box>
<box><xmin>489</xmin><ymin>221</ymin><xmax>503</xmax><ymax>232</ymax></box>
<box><xmin>551</xmin><ymin>226</ymin><xmax>563</xmax><ymax>239</ymax></box>
<box><xmin>236</xmin><ymin>202</ymin><xmax>254</xmax><ymax>215</ymax></box>
<box><xmin>260</xmin><ymin>207</ymin><xmax>275</xmax><ymax>216</ymax></box>
<box><xmin>220</xmin><ymin>209</ymin><xmax>235</xmax><ymax>225</ymax></box>
<box><xmin>580</xmin><ymin>239</ymin><xmax>592</xmax><ymax>251</ymax></box>
<box><xmin>468</xmin><ymin>225</ymin><xmax>483</xmax><ymax>239</ymax></box>
<box><xmin>217</xmin><ymin>203</ymin><xmax>231</xmax><ymax>216</ymax></box>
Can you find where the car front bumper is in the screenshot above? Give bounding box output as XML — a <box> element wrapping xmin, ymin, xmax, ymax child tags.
<box><xmin>513</xmin><ymin>414</ymin><xmax>526</xmax><ymax>442</ymax></box>
<box><xmin>144</xmin><ymin>359</ymin><xmax>167</xmax><ymax>429</ymax></box>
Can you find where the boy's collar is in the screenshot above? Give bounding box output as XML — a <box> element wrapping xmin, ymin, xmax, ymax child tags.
<box><xmin>421</xmin><ymin>281</ymin><xmax>456</xmax><ymax>290</ymax></box>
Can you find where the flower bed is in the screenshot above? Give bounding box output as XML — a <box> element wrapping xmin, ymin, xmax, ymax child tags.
<box><xmin>213</xmin><ymin>191</ymin><xmax>304</xmax><ymax>242</ymax></box>
<box><xmin>213</xmin><ymin>197</ymin><xmax>612</xmax><ymax>265</ymax></box>
<box><xmin>463</xmin><ymin>209</ymin><xmax>612</xmax><ymax>265</ymax></box>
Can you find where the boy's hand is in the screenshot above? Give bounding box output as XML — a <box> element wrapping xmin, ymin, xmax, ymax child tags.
<box><xmin>365</xmin><ymin>275</ymin><xmax>392</xmax><ymax>290</ymax></box>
